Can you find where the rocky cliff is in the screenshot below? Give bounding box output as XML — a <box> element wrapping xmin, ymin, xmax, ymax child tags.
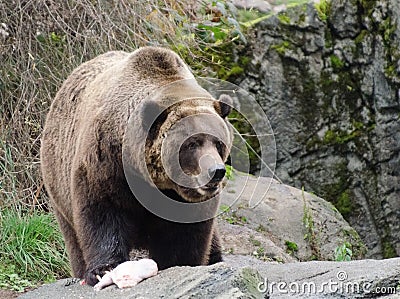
<box><xmin>238</xmin><ymin>0</ymin><xmax>400</xmax><ymax>258</ymax></box>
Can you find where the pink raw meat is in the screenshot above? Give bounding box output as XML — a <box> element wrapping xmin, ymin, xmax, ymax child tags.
<box><xmin>93</xmin><ymin>259</ymin><xmax>158</xmax><ymax>291</ymax></box>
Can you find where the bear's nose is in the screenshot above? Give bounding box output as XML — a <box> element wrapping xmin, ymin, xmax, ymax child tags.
<box><xmin>208</xmin><ymin>164</ymin><xmax>226</xmax><ymax>183</ymax></box>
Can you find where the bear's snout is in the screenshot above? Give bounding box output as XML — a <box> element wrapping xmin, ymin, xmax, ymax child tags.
<box><xmin>207</xmin><ymin>164</ymin><xmax>226</xmax><ymax>183</ymax></box>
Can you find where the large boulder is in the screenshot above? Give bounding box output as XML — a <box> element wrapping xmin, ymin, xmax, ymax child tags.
<box><xmin>20</xmin><ymin>255</ymin><xmax>400</xmax><ymax>298</ymax></box>
<box><xmin>218</xmin><ymin>172</ymin><xmax>366</xmax><ymax>262</ymax></box>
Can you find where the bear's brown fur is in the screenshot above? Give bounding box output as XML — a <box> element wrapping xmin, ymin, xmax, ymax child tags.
<box><xmin>41</xmin><ymin>47</ymin><xmax>232</xmax><ymax>286</ymax></box>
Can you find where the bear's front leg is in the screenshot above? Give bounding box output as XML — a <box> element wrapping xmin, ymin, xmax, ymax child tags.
<box><xmin>74</xmin><ymin>201</ymin><xmax>132</xmax><ymax>286</ymax></box>
<box><xmin>208</xmin><ymin>230</ymin><xmax>223</xmax><ymax>265</ymax></box>
<box><xmin>147</xmin><ymin>220</ymin><xmax>214</xmax><ymax>270</ymax></box>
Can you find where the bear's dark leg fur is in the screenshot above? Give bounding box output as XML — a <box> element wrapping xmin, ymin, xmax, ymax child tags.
<box><xmin>141</xmin><ymin>188</ymin><xmax>221</xmax><ymax>269</ymax></box>
<box><xmin>74</xmin><ymin>200</ymin><xmax>133</xmax><ymax>286</ymax></box>
<box><xmin>208</xmin><ymin>231</ymin><xmax>223</xmax><ymax>265</ymax></box>
<box><xmin>146</xmin><ymin>218</ymin><xmax>215</xmax><ymax>270</ymax></box>
<box><xmin>68</xmin><ymin>130</ymin><xmax>142</xmax><ymax>286</ymax></box>
<box><xmin>53</xmin><ymin>208</ymin><xmax>86</xmax><ymax>278</ymax></box>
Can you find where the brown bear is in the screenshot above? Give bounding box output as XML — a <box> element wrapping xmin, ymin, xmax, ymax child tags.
<box><xmin>40</xmin><ymin>47</ymin><xmax>233</xmax><ymax>286</ymax></box>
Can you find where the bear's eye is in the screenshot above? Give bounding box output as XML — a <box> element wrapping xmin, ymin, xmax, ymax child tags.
<box><xmin>216</xmin><ymin>140</ymin><xmax>225</xmax><ymax>155</ymax></box>
<box><xmin>187</xmin><ymin>141</ymin><xmax>197</xmax><ymax>150</ymax></box>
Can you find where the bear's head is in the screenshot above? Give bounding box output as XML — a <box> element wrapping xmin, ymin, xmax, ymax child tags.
<box><xmin>142</xmin><ymin>93</ymin><xmax>233</xmax><ymax>203</ymax></box>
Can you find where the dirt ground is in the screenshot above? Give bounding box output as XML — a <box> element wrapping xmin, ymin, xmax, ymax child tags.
<box><xmin>0</xmin><ymin>289</ymin><xmax>20</xmax><ymax>299</ymax></box>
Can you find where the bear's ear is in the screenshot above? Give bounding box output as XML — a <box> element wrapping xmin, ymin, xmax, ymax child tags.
<box><xmin>214</xmin><ymin>94</ymin><xmax>233</xmax><ymax>118</ymax></box>
<box><xmin>141</xmin><ymin>100</ymin><xmax>163</xmax><ymax>131</ymax></box>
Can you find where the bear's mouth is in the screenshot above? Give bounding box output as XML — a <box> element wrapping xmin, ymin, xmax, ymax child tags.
<box><xmin>200</xmin><ymin>182</ymin><xmax>219</xmax><ymax>193</ymax></box>
<box><xmin>175</xmin><ymin>183</ymin><xmax>221</xmax><ymax>202</ymax></box>
<box><xmin>197</xmin><ymin>182</ymin><xmax>221</xmax><ymax>197</ymax></box>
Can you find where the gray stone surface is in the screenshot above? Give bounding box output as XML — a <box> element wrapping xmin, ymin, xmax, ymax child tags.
<box><xmin>219</xmin><ymin>172</ymin><xmax>366</xmax><ymax>262</ymax></box>
<box><xmin>19</xmin><ymin>256</ymin><xmax>400</xmax><ymax>298</ymax></box>
<box><xmin>238</xmin><ymin>0</ymin><xmax>400</xmax><ymax>258</ymax></box>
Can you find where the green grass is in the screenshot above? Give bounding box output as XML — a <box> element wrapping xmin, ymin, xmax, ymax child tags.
<box><xmin>0</xmin><ymin>208</ymin><xmax>70</xmax><ymax>291</ymax></box>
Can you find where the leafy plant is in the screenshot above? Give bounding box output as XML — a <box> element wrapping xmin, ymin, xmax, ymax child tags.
<box><xmin>250</xmin><ymin>235</ymin><xmax>269</xmax><ymax>261</ymax></box>
<box><xmin>196</xmin><ymin>1</ymin><xmax>247</xmax><ymax>45</ymax></box>
<box><xmin>225</xmin><ymin>164</ymin><xmax>234</xmax><ymax>180</ymax></box>
<box><xmin>285</xmin><ymin>240</ymin><xmax>299</xmax><ymax>254</ymax></box>
<box><xmin>315</xmin><ymin>0</ymin><xmax>331</xmax><ymax>22</ymax></box>
<box><xmin>219</xmin><ymin>205</ymin><xmax>247</xmax><ymax>225</ymax></box>
<box><xmin>0</xmin><ymin>265</ymin><xmax>35</xmax><ymax>292</ymax></box>
<box><xmin>334</xmin><ymin>242</ymin><xmax>353</xmax><ymax>261</ymax></box>
<box><xmin>219</xmin><ymin>204</ymin><xmax>231</xmax><ymax>213</ymax></box>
